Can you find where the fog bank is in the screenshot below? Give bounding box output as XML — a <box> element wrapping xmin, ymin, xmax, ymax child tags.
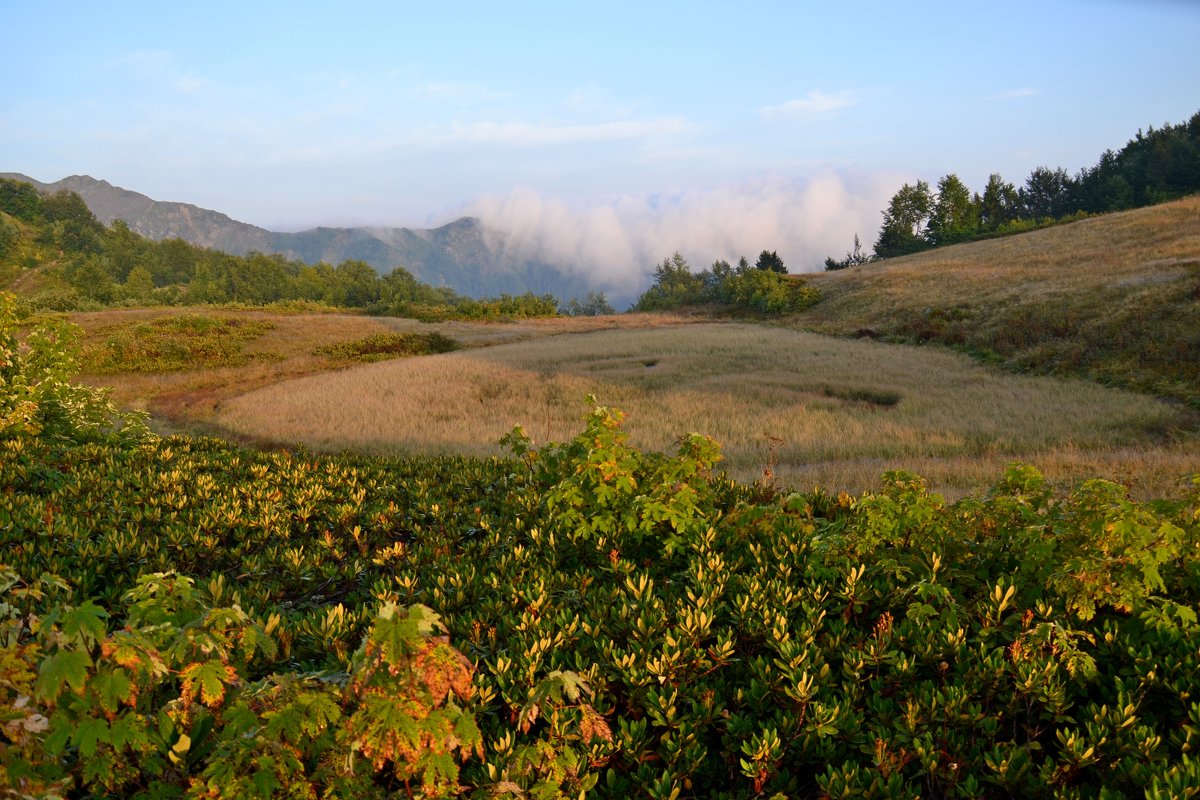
<box><xmin>468</xmin><ymin>169</ymin><xmax>904</xmax><ymax>297</ymax></box>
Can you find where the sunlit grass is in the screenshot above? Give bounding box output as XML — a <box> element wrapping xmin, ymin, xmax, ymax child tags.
<box><xmin>213</xmin><ymin>323</ymin><xmax>1198</xmax><ymax>498</ymax></box>
<box><xmin>800</xmin><ymin>196</ymin><xmax>1200</xmax><ymax>404</ymax></box>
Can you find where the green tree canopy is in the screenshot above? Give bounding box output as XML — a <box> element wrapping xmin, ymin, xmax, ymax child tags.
<box><xmin>873</xmin><ymin>180</ymin><xmax>933</xmax><ymax>259</ymax></box>
<box><xmin>979</xmin><ymin>173</ymin><xmax>1020</xmax><ymax>229</ymax></box>
<box><xmin>926</xmin><ymin>174</ymin><xmax>981</xmax><ymax>246</ymax></box>
<box><xmin>754</xmin><ymin>249</ymin><xmax>787</xmax><ymax>274</ymax></box>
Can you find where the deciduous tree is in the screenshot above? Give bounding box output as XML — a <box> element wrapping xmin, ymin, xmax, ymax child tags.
<box><xmin>873</xmin><ymin>180</ymin><xmax>933</xmax><ymax>259</ymax></box>
<box><xmin>926</xmin><ymin>174</ymin><xmax>980</xmax><ymax>246</ymax></box>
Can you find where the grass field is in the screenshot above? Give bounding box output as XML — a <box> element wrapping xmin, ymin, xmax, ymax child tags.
<box><xmin>210</xmin><ymin>322</ymin><xmax>1198</xmax><ymax>498</ymax></box>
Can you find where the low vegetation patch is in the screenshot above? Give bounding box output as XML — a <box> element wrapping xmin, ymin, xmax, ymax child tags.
<box><xmin>817</xmin><ymin>384</ymin><xmax>903</xmax><ymax>407</ymax></box>
<box><xmin>3</xmin><ymin>407</ymin><xmax>1200</xmax><ymax>797</ymax></box>
<box><xmin>78</xmin><ymin>312</ymin><xmax>275</xmax><ymax>374</ymax></box>
<box><xmin>314</xmin><ymin>330</ymin><xmax>459</xmax><ymax>362</ymax></box>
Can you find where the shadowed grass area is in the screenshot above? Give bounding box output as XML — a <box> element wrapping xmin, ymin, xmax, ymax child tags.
<box><xmin>799</xmin><ymin>195</ymin><xmax>1200</xmax><ymax>405</ymax></box>
<box><xmin>313</xmin><ymin>331</ymin><xmax>459</xmax><ymax>362</ymax></box>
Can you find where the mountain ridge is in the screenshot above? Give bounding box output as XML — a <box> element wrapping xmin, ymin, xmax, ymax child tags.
<box><xmin>0</xmin><ymin>172</ymin><xmax>590</xmax><ymax>299</ymax></box>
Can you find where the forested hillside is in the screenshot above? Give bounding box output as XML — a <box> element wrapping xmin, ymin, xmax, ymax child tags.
<box><xmin>824</xmin><ymin>109</ymin><xmax>1200</xmax><ymax>266</ymax></box>
<box><xmin>0</xmin><ymin>173</ymin><xmax>592</xmax><ymax>301</ymax></box>
<box><xmin>0</xmin><ymin>177</ymin><xmax>563</xmax><ymax>321</ymax></box>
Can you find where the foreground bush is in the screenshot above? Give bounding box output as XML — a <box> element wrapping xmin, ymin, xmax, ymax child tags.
<box><xmin>2</xmin><ymin>405</ymin><xmax>1199</xmax><ymax>797</ymax></box>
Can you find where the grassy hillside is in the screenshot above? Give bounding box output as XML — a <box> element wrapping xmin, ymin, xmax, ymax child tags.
<box><xmin>5</xmin><ymin>200</ymin><xmax>1200</xmax><ymax>798</ymax></box>
<box><xmin>800</xmin><ymin>196</ymin><xmax>1200</xmax><ymax>405</ymax></box>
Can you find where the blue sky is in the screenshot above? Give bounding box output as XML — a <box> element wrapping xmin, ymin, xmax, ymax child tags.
<box><xmin>2</xmin><ymin>1</ymin><xmax>1198</xmax><ymax>285</ymax></box>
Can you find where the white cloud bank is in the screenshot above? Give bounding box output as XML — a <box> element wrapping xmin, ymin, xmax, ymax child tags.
<box><xmin>467</xmin><ymin>169</ymin><xmax>904</xmax><ymax>297</ymax></box>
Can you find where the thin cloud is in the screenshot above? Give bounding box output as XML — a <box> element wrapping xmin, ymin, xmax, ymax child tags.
<box><xmin>998</xmin><ymin>87</ymin><xmax>1041</xmax><ymax>99</ymax></box>
<box><xmin>408</xmin><ymin>81</ymin><xmax>514</xmax><ymax>101</ymax></box>
<box><xmin>173</xmin><ymin>73</ymin><xmax>209</xmax><ymax>94</ymax></box>
<box><xmin>439</xmin><ymin>117</ymin><xmax>692</xmax><ymax>147</ymax></box>
<box><xmin>762</xmin><ymin>90</ymin><xmax>857</xmax><ymax>118</ymax></box>
<box><xmin>564</xmin><ymin>86</ymin><xmax>640</xmax><ymax>117</ymax></box>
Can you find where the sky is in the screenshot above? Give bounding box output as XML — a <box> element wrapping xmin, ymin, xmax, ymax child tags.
<box><xmin>2</xmin><ymin>0</ymin><xmax>1198</xmax><ymax>290</ymax></box>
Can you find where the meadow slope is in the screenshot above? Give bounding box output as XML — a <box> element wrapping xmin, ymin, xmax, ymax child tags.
<box><xmin>801</xmin><ymin>196</ymin><xmax>1200</xmax><ymax>405</ymax></box>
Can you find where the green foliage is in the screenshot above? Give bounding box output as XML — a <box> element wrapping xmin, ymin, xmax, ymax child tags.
<box><xmin>925</xmin><ymin>174</ymin><xmax>981</xmax><ymax>246</ymax></box>
<box><xmin>2</xmin><ymin>314</ymin><xmax>1199</xmax><ymax>796</ymax></box>
<box><xmin>633</xmin><ymin>252</ymin><xmax>706</xmax><ymax>311</ymax></box>
<box><xmin>0</xmin><ymin>178</ymin><xmax>570</xmax><ymax>320</ymax></box>
<box><xmin>823</xmin><ymin>234</ymin><xmax>871</xmax><ymax>271</ymax></box>
<box><xmin>0</xmin><ymin>291</ymin><xmax>147</xmax><ymax>443</ymax></box>
<box><xmin>754</xmin><ymin>249</ymin><xmax>787</xmax><ymax>274</ymax></box>
<box><xmin>448</xmin><ymin>292</ymin><xmax>560</xmax><ymax>321</ymax></box>
<box><xmin>724</xmin><ymin>268</ymin><xmax>819</xmax><ymax>313</ymax></box>
<box><xmin>2</xmin><ymin>570</ymin><xmax>481</xmax><ymax>799</ymax></box>
<box><xmin>314</xmin><ymin>331</ymin><xmax>459</xmax><ymax>362</ymax></box>
<box><xmin>634</xmin><ymin>251</ymin><xmax>819</xmax><ymax>315</ymax></box>
<box><xmin>0</xmin><ymin>178</ymin><xmax>43</xmax><ymax>221</ymax></box>
<box><xmin>0</xmin><ymin>216</ymin><xmax>18</xmax><ymax>260</ymax></box>
<box><xmin>560</xmin><ymin>290</ymin><xmax>617</xmax><ymax>316</ymax></box>
<box><xmin>2</xmin><ymin>399</ymin><xmax>1198</xmax><ymax>796</ymax></box>
<box><xmin>874</xmin><ymin>180</ymin><xmax>934</xmax><ymax>259</ymax></box>
<box><xmin>870</xmin><ymin>109</ymin><xmax>1200</xmax><ymax>259</ymax></box>
<box><xmin>78</xmin><ymin>313</ymin><xmax>276</xmax><ymax>374</ymax></box>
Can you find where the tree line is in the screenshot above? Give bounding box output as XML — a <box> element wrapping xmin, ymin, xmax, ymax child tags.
<box><xmin>826</xmin><ymin>109</ymin><xmax>1200</xmax><ymax>268</ymax></box>
<box><xmin>0</xmin><ymin>178</ymin><xmax>585</xmax><ymax>320</ymax></box>
<box><xmin>633</xmin><ymin>249</ymin><xmax>818</xmax><ymax>314</ymax></box>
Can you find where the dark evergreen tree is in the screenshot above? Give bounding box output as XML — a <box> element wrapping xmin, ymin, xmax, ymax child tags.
<box><xmin>979</xmin><ymin>173</ymin><xmax>1021</xmax><ymax>230</ymax></box>
<box><xmin>755</xmin><ymin>249</ymin><xmax>787</xmax><ymax>273</ymax></box>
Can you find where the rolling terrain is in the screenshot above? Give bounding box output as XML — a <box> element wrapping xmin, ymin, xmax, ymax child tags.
<box><xmin>56</xmin><ymin>196</ymin><xmax>1200</xmax><ymax>499</ymax></box>
<box><xmin>6</xmin><ymin>191</ymin><xmax>1200</xmax><ymax>798</ymax></box>
<box><xmin>801</xmin><ymin>196</ymin><xmax>1200</xmax><ymax>406</ymax></box>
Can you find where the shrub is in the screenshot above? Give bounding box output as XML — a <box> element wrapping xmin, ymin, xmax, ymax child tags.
<box><xmin>78</xmin><ymin>313</ymin><xmax>275</xmax><ymax>374</ymax></box>
<box><xmin>0</xmin><ymin>291</ymin><xmax>147</xmax><ymax>443</ymax></box>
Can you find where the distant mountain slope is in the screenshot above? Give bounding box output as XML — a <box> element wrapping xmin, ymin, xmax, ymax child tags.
<box><xmin>0</xmin><ymin>173</ymin><xmax>589</xmax><ymax>299</ymax></box>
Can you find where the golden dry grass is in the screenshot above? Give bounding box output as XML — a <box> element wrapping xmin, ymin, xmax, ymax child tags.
<box><xmin>211</xmin><ymin>323</ymin><xmax>1198</xmax><ymax>499</ymax></box>
<box><xmin>69</xmin><ymin>307</ymin><xmax>699</xmax><ymax>435</ymax></box>
<box><xmin>799</xmin><ymin>196</ymin><xmax>1200</xmax><ymax>403</ymax></box>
